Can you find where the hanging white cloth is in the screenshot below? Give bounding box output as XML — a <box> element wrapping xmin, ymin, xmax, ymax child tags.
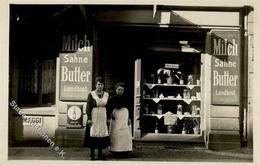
<box><xmin>109</xmin><ymin>108</ymin><xmax>132</xmax><ymax>152</ymax></box>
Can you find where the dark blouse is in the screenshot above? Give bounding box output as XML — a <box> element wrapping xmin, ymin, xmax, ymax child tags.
<box><xmin>107</xmin><ymin>94</ymin><xmax>129</xmax><ymax>112</ymax></box>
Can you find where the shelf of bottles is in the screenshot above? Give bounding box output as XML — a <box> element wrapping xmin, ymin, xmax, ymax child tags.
<box><xmin>141</xmin><ymin>66</ymin><xmax>202</xmax><ymax>136</ymax></box>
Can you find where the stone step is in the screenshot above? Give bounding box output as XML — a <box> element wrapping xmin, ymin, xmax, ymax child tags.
<box><xmin>133</xmin><ymin>141</ymin><xmax>206</xmax><ymax>150</ymax></box>
<box><xmin>208</xmin><ymin>130</ymin><xmax>241</xmax><ymax>150</ymax></box>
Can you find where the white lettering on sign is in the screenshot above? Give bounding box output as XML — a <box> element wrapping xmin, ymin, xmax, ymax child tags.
<box><xmin>62</xmin><ymin>35</ymin><xmax>90</xmax><ymax>52</ymax></box>
<box><xmin>63</xmin><ymin>85</ymin><xmax>88</xmax><ymax>92</ymax></box>
<box><xmin>213</xmin><ymin>70</ymin><xmax>238</xmax><ymax>87</ymax></box>
<box><xmin>61</xmin><ymin>66</ymin><xmax>91</xmax><ymax>82</ymax></box>
<box><xmin>214</xmin><ymin>58</ymin><xmax>236</xmax><ymax>68</ymax></box>
<box><xmin>64</xmin><ymin>54</ymin><xmax>88</xmax><ymax>64</ymax></box>
<box><xmin>23</xmin><ymin>116</ymin><xmax>43</xmax><ymax>126</ymax></box>
<box><xmin>213</xmin><ymin>38</ymin><xmax>238</xmax><ymax>56</ymax></box>
<box><xmin>215</xmin><ymin>89</ymin><xmax>236</xmax><ymax>96</ymax></box>
<box><xmin>211</xmin><ymin>31</ymin><xmax>240</xmax><ymax>105</ymax></box>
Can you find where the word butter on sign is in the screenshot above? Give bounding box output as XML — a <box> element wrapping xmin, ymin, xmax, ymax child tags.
<box><xmin>23</xmin><ymin>116</ymin><xmax>43</xmax><ymax>126</ymax></box>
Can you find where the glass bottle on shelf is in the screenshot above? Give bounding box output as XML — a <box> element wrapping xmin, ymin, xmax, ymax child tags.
<box><xmin>167</xmin><ymin>125</ymin><xmax>173</xmax><ymax>134</ymax></box>
<box><xmin>196</xmin><ymin>92</ymin><xmax>201</xmax><ymax>100</ymax></box>
<box><xmin>155</xmin><ymin>123</ymin><xmax>159</xmax><ymax>134</ymax></box>
<box><xmin>196</xmin><ymin>79</ymin><xmax>201</xmax><ymax>85</ymax></box>
<box><xmin>192</xmin><ymin>105</ymin><xmax>197</xmax><ymax>115</ymax></box>
<box><xmin>143</xmin><ymin>90</ymin><xmax>147</xmax><ymax>98</ymax></box>
<box><xmin>187</xmin><ymin>74</ymin><xmax>194</xmax><ymax>85</ymax></box>
<box><xmin>183</xmin><ymin>89</ymin><xmax>190</xmax><ymax>99</ymax></box>
<box><xmin>150</xmin><ymin>88</ymin><xmax>158</xmax><ymax>98</ymax></box>
<box><xmin>167</xmin><ymin>71</ymin><xmax>174</xmax><ymax>84</ymax></box>
<box><xmin>157</xmin><ymin>68</ymin><xmax>164</xmax><ymax>84</ymax></box>
<box><xmin>157</xmin><ymin>104</ymin><xmax>163</xmax><ymax>115</ymax></box>
<box><xmin>196</xmin><ymin>107</ymin><xmax>200</xmax><ymax>115</ymax></box>
<box><xmin>193</xmin><ymin>119</ymin><xmax>200</xmax><ymax>135</ymax></box>
<box><xmin>144</xmin><ymin>104</ymin><xmax>149</xmax><ymax>114</ymax></box>
<box><xmin>158</xmin><ymin>78</ymin><xmax>161</xmax><ymax>84</ymax></box>
<box><xmin>182</xmin><ymin>123</ymin><xmax>186</xmax><ymax>134</ymax></box>
<box><xmin>179</xmin><ymin>75</ymin><xmax>184</xmax><ymax>85</ymax></box>
<box><xmin>177</xmin><ymin>103</ymin><xmax>182</xmax><ymax>115</ymax></box>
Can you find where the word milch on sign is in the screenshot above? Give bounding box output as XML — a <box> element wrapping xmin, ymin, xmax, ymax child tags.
<box><xmin>213</xmin><ymin>38</ymin><xmax>238</xmax><ymax>56</ymax></box>
<box><xmin>212</xmin><ymin>37</ymin><xmax>239</xmax><ymax>88</ymax></box>
<box><xmin>62</xmin><ymin>34</ymin><xmax>91</xmax><ymax>52</ymax></box>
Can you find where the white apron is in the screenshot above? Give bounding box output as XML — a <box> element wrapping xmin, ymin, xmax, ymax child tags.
<box><xmin>109</xmin><ymin>108</ymin><xmax>132</xmax><ymax>152</ymax></box>
<box><xmin>90</xmin><ymin>91</ymin><xmax>109</xmax><ymax>137</ymax></box>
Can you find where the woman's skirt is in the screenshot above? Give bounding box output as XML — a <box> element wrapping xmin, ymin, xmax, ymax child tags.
<box><xmin>85</xmin><ymin>124</ymin><xmax>110</xmax><ymax>149</ymax></box>
<box><xmin>109</xmin><ymin>108</ymin><xmax>132</xmax><ymax>152</ymax></box>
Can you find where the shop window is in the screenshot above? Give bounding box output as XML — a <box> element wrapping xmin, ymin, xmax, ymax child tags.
<box><xmin>140</xmin><ymin>52</ymin><xmax>202</xmax><ymax>136</ymax></box>
<box><xmin>18</xmin><ymin>59</ymin><xmax>56</xmax><ymax>107</ymax></box>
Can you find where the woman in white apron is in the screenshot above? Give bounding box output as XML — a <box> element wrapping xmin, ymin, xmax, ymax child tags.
<box><xmin>85</xmin><ymin>77</ymin><xmax>110</xmax><ymax>160</ymax></box>
<box><xmin>108</xmin><ymin>83</ymin><xmax>132</xmax><ymax>158</ymax></box>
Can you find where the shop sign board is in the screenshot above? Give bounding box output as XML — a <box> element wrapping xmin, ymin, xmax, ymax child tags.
<box><xmin>59</xmin><ymin>47</ymin><xmax>92</xmax><ymax>101</ymax></box>
<box><xmin>211</xmin><ymin>30</ymin><xmax>240</xmax><ymax>105</ymax></box>
<box><xmin>66</xmin><ymin>104</ymin><xmax>83</xmax><ymax>128</ymax></box>
<box><xmin>165</xmin><ymin>63</ymin><xmax>179</xmax><ymax>69</ymax></box>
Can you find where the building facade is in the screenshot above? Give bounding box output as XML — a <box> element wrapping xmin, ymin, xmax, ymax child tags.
<box><xmin>8</xmin><ymin>2</ymin><xmax>254</xmax><ymax>150</ymax></box>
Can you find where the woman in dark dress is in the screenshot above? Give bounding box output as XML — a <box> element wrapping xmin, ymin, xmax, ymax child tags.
<box><xmin>85</xmin><ymin>77</ymin><xmax>110</xmax><ymax>160</ymax></box>
<box><xmin>108</xmin><ymin>83</ymin><xmax>132</xmax><ymax>158</ymax></box>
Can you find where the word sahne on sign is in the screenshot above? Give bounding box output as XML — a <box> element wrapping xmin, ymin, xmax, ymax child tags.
<box><xmin>63</xmin><ymin>54</ymin><xmax>88</xmax><ymax>64</ymax></box>
<box><xmin>62</xmin><ymin>34</ymin><xmax>91</xmax><ymax>52</ymax></box>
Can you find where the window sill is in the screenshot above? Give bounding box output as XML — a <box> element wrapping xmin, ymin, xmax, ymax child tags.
<box><xmin>12</xmin><ymin>106</ymin><xmax>56</xmax><ymax>116</ymax></box>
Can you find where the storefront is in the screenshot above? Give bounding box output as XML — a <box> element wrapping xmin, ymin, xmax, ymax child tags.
<box><xmin>9</xmin><ymin>4</ymin><xmax>254</xmax><ymax>150</ymax></box>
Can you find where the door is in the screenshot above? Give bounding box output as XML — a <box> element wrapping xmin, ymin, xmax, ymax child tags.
<box><xmin>133</xmin><ymin>59</ymin><xmax>142</xmax><ymax>139</ymax></box>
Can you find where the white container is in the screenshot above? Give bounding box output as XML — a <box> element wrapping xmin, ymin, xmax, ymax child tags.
<box><xmin>196</xmin><ymin>79</ymin><xmax>201</xmax><ymax>85</ymax></box>
<box><xmin>196</xmin><ymin>92</ymin><xmax>201</xmax><ymax>100</ymax></box>
<box><xmin>177</xmin><ymin>104</ymin><xmax>182</xmax><ymax>115</ymax></box>
<box><xmin>157</xmin><ymin>104</ymin><xmax>163</xmax><ymax>115</ymax></box>
<box><xmin>192</xmin><ymin>105</ymin><xmax>197</xmax><ymax>115</ymax></box>
<box><xmin>180</xmin><ymin>79</ymin><xmax>184</xmax><ymax>85</ymax></box>
<box><xmin>183</xmin><ymin>89</ymin><xmax>190</xmax><ymax>99</ymax></box>
<box><xmin>187</xmin><ymin>74</ymin><xmax>193</xmax><ymax>85</ymax></box>
<box><xmin>193</xmin><ymin>127</ymin><xmax>200</xmax><ymax>135</ymax></box>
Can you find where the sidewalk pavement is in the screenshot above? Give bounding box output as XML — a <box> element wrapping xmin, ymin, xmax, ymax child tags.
<box><xmin>8</xmin><ymin>143</ymin><xmax>253</xmax><ymax>162</ymax></box>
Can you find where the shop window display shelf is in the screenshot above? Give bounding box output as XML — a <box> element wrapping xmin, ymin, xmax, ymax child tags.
<box><xmin>143</xmin><ymin>98</ymin><xmax>200</xmax><ymax>104</ymax></box>
<box><xmin>140</xmin><ymin>133</ymin><xmax>203</xmax><ymax>142</ymax></box>
<box><xmin>144</xmin><ymin>83</ymin><xmax>200</xmax><ymax>90</ymax></box>
<box><xmin>143</xmin><ymin>113</ymin><xmax>200</xmax><ymax>119</ymax></box>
